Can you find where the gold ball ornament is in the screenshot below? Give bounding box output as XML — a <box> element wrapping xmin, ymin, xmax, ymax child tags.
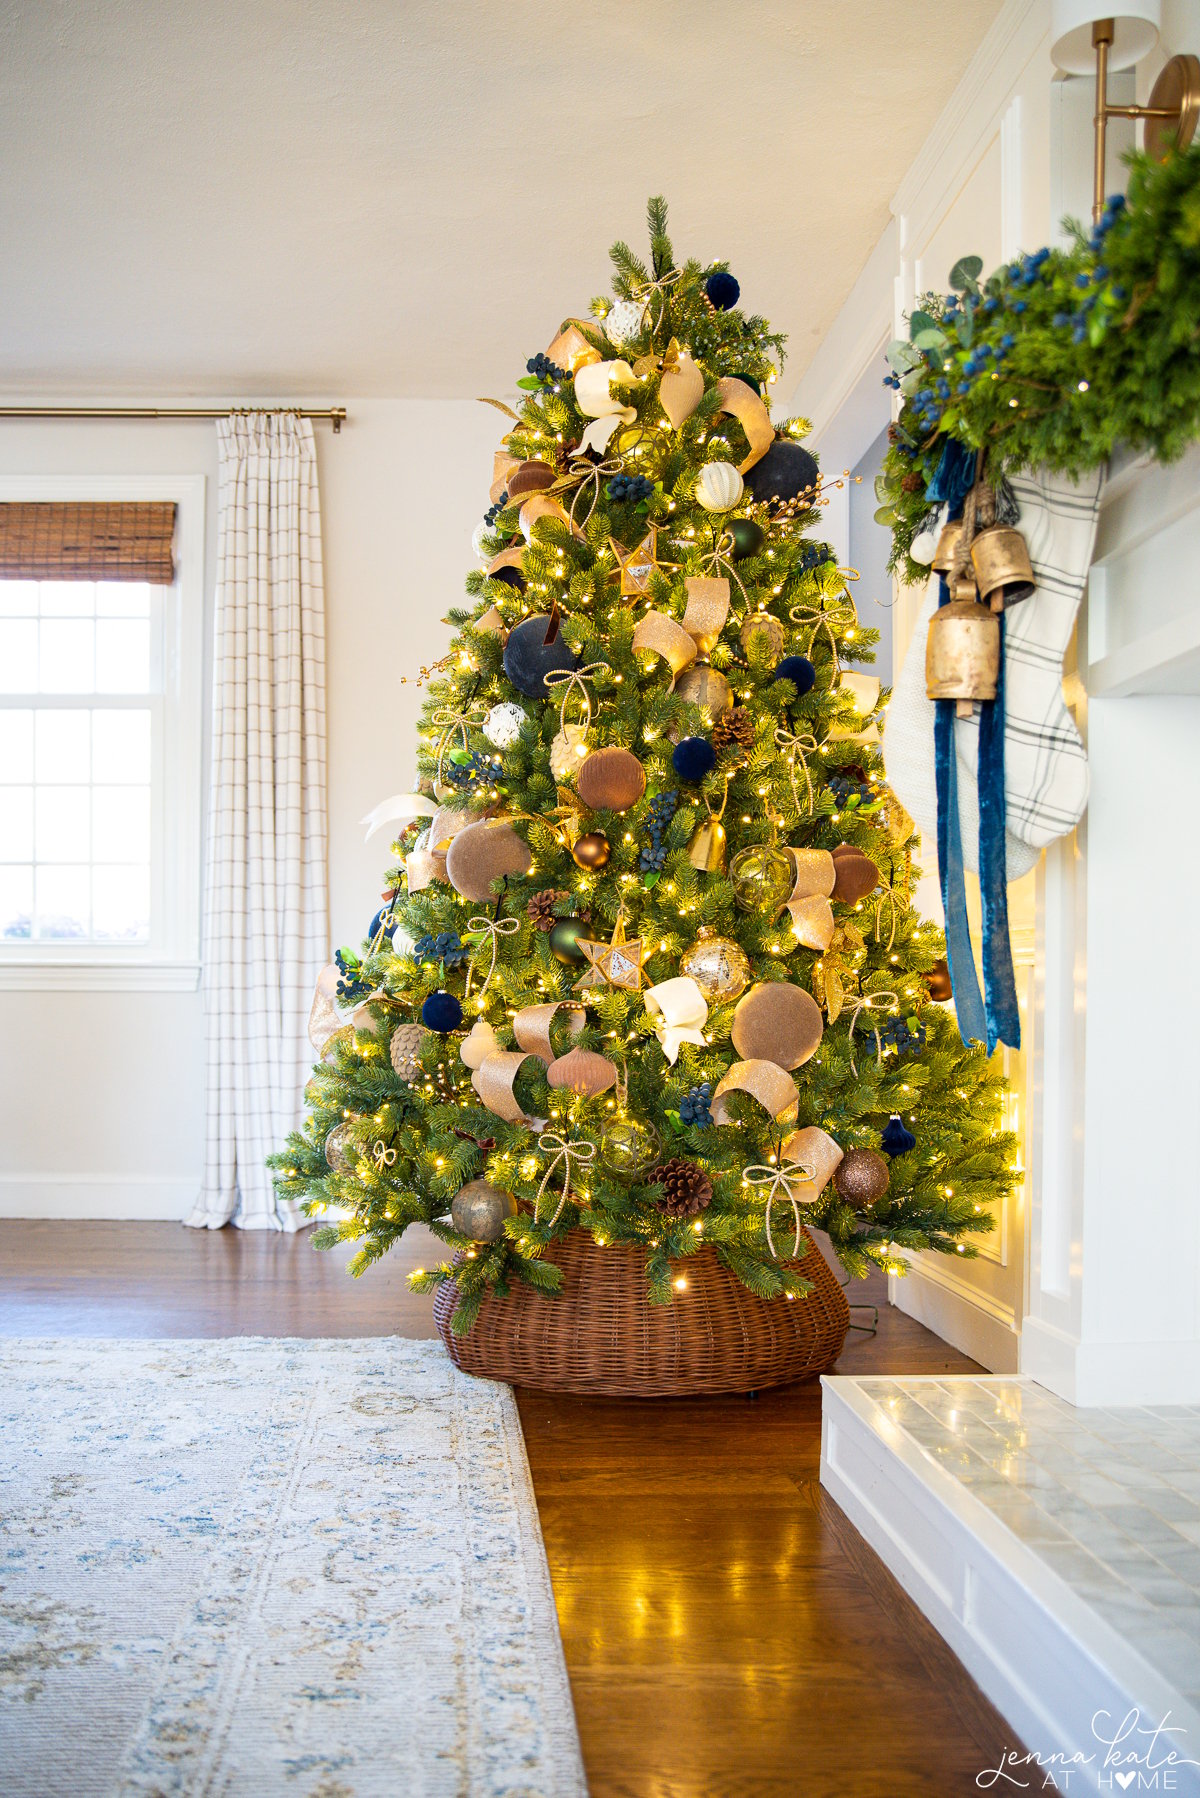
<box><xmin>729</xmin><ymin>842</ymin><xmax>795</xmax><ymax>914</ymax></box>
<box><xmin>739</xmin><ymin>610</ymin><xmax>785</xmax><ymax>659</ymax></box>
<box><xmin>731</xmin><ymin>982</ymin><xmax>824</xmax><ymax>1071</ymax></box>
<box><xmin>450</xmin><ymin>1178</ymin><xmax>517</xmax><ymax>1244</ymax></box>
<box><xmin>833</xmin><ymin>1148</ymin><xmax>891</xmax><ymax>1209</ymax></box>
<box><xmin>673</xmin><ymin>659</ymin><xmax>733</xmax><ymax>721</ymax></box>
<box><xmin>571</xmin><ymin>831</ymin><xmax>611</xmax><ymax>870</ymax></box>
<box><xmin>323</xmin><ymin>1121</ymin><xmax>357</xmax><ymax>1174</ymax></box>
<box><xmin>600</xmin><ymin>1113</ymin><xmax>661</xmax><ymax>1178</ymax></box>
<box><xmin>927</xmin><ymin>959</ymin><xmax>953</xmax><ymax>1002</ymax></box>
<box><xmin>679</xmin><ymin>926</ymin><xmax>750</xmax><ymax>1002</ymax></box>
<box><xmin>389</xmin><ymin>1023</ymin><xmax>427</xmax><ymax>1080</ymax></box>
<box><xmin>576</xmin><ymin>746</ymin><xmax>647</xmax><ymax>811</ymax></box>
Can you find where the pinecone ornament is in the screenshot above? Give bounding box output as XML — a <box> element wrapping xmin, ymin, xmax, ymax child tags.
<box><xmin>713</xmin><ymin>707</ymin><xmax>755</xmax><ymax>754</ymax></box>
<box><xmin>653</xmin><ymin>1156</ymin><xmax>713</xmax><ymax>1217</ymax></box>
<box><xmin>528</xmin><ymin>889</ymin><xmax>568</xmax><ymax>931</ymax></box>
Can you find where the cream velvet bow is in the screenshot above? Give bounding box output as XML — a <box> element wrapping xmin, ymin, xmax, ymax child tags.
<box><xmin>644</xmin><ymin>977</ymin><xmax>708</xmax><ymax>1065</ymax></box>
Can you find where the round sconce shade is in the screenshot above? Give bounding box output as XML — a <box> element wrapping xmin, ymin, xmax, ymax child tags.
<box><xmin>1050</xmin><ymin>0</ymin><xmax>1160</xmax><ymax>73</ymax></box>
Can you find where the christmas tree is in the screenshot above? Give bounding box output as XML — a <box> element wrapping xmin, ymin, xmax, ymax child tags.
<box><xmin>271</xmin><ymin>198</ymin><xmax>1015</xmax><ymax>1338</ymax></box>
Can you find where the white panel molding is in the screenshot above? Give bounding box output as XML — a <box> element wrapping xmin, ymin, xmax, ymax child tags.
<box><xmin>820</xmin><ymin>1379</ymin><xmax>1200</xmax><ymax>1795</ymax></box>
<box><xmin>892</xmin><ymin>1258</ymin><xmax>1022</xmax><ymax>1373</ymax></box>
<box><xmin>0</xmin><ymin>1174</ymin><xmax>199</xmax><ymax>1220</ymax></box>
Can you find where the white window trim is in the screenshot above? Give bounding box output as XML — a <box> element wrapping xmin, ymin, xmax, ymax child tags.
<box><xmin>0</xmin><ymin>472</ymin><xmax>205</xmax><ymax>992</ymax></box>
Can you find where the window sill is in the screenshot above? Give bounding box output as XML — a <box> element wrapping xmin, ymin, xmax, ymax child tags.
<box><xmin>0</xmin><ymin>958</ymin><xmax>201</xmax><ymax>993</ymax></box>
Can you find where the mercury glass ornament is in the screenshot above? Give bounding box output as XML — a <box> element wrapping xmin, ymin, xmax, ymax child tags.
<box><xmin>674</xmin><ymin>658</ymin><xmax>732</xmax><ymax>720</ymax></box>
<box><xmin>324</xmin><ymin>1121</ymin><xmax>356</xmax><ymax>1174</ymax></box>
<box><xmin>679</xmin><ymin>926</ymin><xmax>751</xmax><ymax>1002</ymax></box>
<box><xmin>450</xmin><ymin>1178</ymin><xmax>517</xmax><ymax>1243</ymax></box>
<box><xmin>729</xmin><ymin>842</ymin><xmax>795</xmax><ymax>914</ymax></box>
<box><xmin>600</xmin><ymin>1113</ymin><xmax>661</xmax><ymax>1178</ymax></box>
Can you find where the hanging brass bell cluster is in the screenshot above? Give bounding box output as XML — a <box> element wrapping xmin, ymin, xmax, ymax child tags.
<box><xmin>925</xmin><ymin>463</ymin><xmax>1034</xmax><ymax>715</ymax></box>
<box><xmin>970</xmin><ymin>525</ymin><xmax>1035</xmax><ymax>611</ymax></box>
<box><xmin>926</xmin><ymin>597</ymin><xmax>999</xmax><ymax>715</ymax></box>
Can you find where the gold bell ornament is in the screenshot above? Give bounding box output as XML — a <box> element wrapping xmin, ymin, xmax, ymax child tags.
<box><xmin>925</xmin><ymin>597</ymin><xmax>1000</xmax><ymax>717</ymax></box>
<box><xmin>687</xmin><ymin>785</ymin><xmax>729</xmax><ymax>873</ymax></box>
<box><xmin>931</xmin><ymin>520</ymin><xmax>963</xmax><ymax>573</ymax></box>
<box><xmin>970</xmin><ymin>525</ymin><xmax>1036</xmax><ymax>612</ymax></box>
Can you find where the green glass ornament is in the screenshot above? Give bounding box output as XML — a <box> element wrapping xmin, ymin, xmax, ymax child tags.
<box><xmin>600</xmin><ymin>1113</ymin><xmax>661</xmax><ymax>1178</ymax></box>
<box><xmin>549</xmin><ymin>918</ymin><xmax>590</xmax><ymax>965</ymax></box>
<box><xmin>726</xmin><ymin>516</ymin><xmax>766</xmax><ymax>560</ymax></box>
<box><xmin>729</xmin><ymin>842</ymin><xmax>795</xmax><ymax>914</ymax></box>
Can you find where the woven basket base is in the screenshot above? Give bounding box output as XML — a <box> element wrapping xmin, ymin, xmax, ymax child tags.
<box><xmin>433</xmin><ymin>1227</ymin><xmax>851</xmax><ymax>1397</ymax></box>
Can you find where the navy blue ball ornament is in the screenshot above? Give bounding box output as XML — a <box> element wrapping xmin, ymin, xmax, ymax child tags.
<box><xmin>672</xmin><ymin>736</ymin><xmax>717</xmax><ymax>782</ymax></box>
<box><xmin>881</xmin><ymin>1114</ymin><xmax>917</xmax><ymax>1158</ymax></box>
<box><xmin>744</xmin><ymin>437</ymin><xmax>821</xmax><ymax>509</ymax></box>
<box><xmin>502</xmin><ymin>613</ymin><xmax>578</xmax><ymax>698</ymax></box>
<box><xmin>705</xmin><ymin>270</ymin><xmax>741</xmax><ymax>311</ymax></box>
<box><xmin>773</xmin><ymin>655</ymin><xmax>816</xmax><ymax>696</ymax></box>
<box><xmin>421</xmin><ymin>990</ymin><xmax>463</xmax><ymax>1034</ymax></box>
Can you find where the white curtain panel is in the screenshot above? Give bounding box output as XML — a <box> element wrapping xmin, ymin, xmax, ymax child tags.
<box><xmin>189</xmin><ymin>413</ymin><xmax>328</xmax><ymax>1231</ymax></box>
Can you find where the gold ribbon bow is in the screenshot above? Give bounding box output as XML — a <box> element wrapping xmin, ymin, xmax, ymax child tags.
<box><xmin>372</xmin><ymin>1141</ymin><xmax>397</xmax><ymax>1171</ymax></box>
<box><xmin>773</xmin><ymin>725</ymin><xmax>820</xmax><ymax>815</ymax></box>
<box><xmin>874</xmin><ymin>878</ymin><xmax>910</xmax><ymax>953</ymax></box>
<box><xmin>543</xmin><ymin>662</ymin><xmax>610</xmax><ymax>741</ymax></box>
<box><xmin>464</xmin><ymin>915</ymin><xmax>520</xmax><ymax>996</ymax></box>
<box><xmin>534</xmin><ymin>1133</ymin><xmax>597</xmax><ymax>1228</ymax></box>
<box><xmin>430</xmin><ymin>703</ymin><xmax>485</xmax><ymax>789</ymax></box>
<box><xmin>844</xmin><ymin>989</ymin><xmax>901</xmax><ymax>1076</ymax></box>
<box><xmin>744</xmin><ymin>1162</ymin><xmax>815</xmax><ymax>1262</ymax></box>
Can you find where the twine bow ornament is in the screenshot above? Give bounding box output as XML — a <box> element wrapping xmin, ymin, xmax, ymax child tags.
<box><xmin>562</xmin><ymin>457</ymin><xmax>623</xmax><ymax>532</ymax></box>
<box><xmin>372</xmin><ymin>1141</ymin><xmax>397</xmax><ymax>1171</ymax></box>
<box><xmin>534</xmin><ymin>1133</ymin><xmax>597</xmax><ymax>1228</ymax></box>
<box><xmin>464</xmin><ymin>915</ymin><xmax>520</xmax><ymax>997</ymax></box>
<box><xmin>543</xmin><ymin>662</ymin><xmax>610</xmax><ymax>740</ymax></box>
<box><xmin>430</xmin><ymin>702</ymin><xmax>486</xmax><ymax>789</ymax></box>
<box><xmin>629</xmin><ymin>266</ymin><xmax>684</xmax><ymax>336</ymax></box>
<box><xmin>773</xmin><ymin>725</ymin><xmax>820</xmax><ymax>815</ymax></box>
<box><xmin>744</xmin><ymin>1162</ymin><xmax>815</xmax><ymax>1262</ymax></box>
<box><xmin>701</xmin><ymin>529</ymin><xmax>752</xmax><ymax>607</ymax></box>
<box><xmin>844</xmin><ymin>990</ymin><xmax>901</xmax><ymax>1076</ymax></box>
<box><xmin>873</xmin><ymin>873</ymin><xmax>911</xmax><ymax>952</ymax></box>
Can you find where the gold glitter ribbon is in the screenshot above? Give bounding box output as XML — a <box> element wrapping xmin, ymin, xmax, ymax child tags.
<box><xmin>431</xmin><ymin>703</ymin><xmax>485</xmax><ymax>790</ymax></box>
<box><xmin>844</xmin><ymin>990</ymin><xmax>901</xmax><ymax>1076</ymax></box>
<box><xmin>711</xmin><ymin>1059</ymin><xmax>799</xmax><ymax>1126</ymax></box>
<box><xmin>534</xmin><ymin>1133</ymin><xmax>597</xmax><ymax>1228</ymax></box>
<box><xmin>774</xmin><ymin>726</ymin><xmax>820</xmax><ymax>814</ymax></box>
<box><xmin>464</xmin><ymin>915</ymin><xmax>520</xmax><ymax>997</ymax></box>
<box><xmin>743</xmin><ymin>1162</ymin><xmax>814</xmax><ymax>1262</ymax></box>
<box><xmin>543</xmin><ymin>662</ymin><xmax>610</xmax><ymax>740</ymax></box>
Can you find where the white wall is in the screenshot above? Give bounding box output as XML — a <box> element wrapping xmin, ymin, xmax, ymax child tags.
<box><xmin>0</xmin><ymin>399</ymin><xmax>498</xmax><ymax>1217</ymax></box>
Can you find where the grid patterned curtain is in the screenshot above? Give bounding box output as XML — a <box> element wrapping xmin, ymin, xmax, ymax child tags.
<box><xmin>189</xmin><ymin>414</ymin><xmax>328</xmax><ymax>1231</ymax></box>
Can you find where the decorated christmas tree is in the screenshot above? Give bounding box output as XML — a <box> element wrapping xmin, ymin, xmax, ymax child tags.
<box><xmin>271</xmin><ymin>198</ymin><xmax>1016</xmax><ymax>1348</ymax></box>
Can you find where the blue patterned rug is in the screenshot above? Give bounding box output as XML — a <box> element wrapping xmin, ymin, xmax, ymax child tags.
<box><xmin>0</xmin><ymin>1338</ymin><xmax>586</xmax><ymax>1796</ymax></box>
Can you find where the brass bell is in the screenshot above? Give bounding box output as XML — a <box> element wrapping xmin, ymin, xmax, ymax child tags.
<box><xmin>931</xmin><ymin>520</ymin><xmax>963</xmax><ymax>573</ymax></box>
<box><xmin>687</xmin><ymin>816</ymin><xmax>728</xmax><ymax>873</ymax></box>
<box><xmin>925</xmin><ymin>600</ymin><xmax>1000</xmax><ymax>716</ymax></box>
<box><xmin>970</xmin><ymin>525</ymin><xmax>1036</xmax><ymax>611</ymax></box>
<box><xmin>674</xmin><ymin>657</ymin><xmax>733</xmax><ymax>720</ymax></box>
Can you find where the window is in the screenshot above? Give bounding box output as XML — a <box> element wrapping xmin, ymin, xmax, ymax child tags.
<box><xmin>0</xmin><ymin>478</ymin><xmax>204</xmax><ymax>990</ymax></box>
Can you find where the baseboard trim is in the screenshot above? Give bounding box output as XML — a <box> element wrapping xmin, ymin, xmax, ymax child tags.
<box><xmin>820</xmin><ymin>1377</ymin><xmax>1200</xmax><ymax>1796</ymax></box>
<box><xmin>0</xmin><ymin>1175</ymin><xmax>198</xmax><ymax>1221</ymax></box>
<box><xmin>889</xmin><ymin>1261</ymin><xmax>1021</xmax><ymax>1372</ymax></box>
<box><xmin>1022</xmin><ymin>1316</ymin><xmax>1200</xmax><ymax>1408</ymax></box>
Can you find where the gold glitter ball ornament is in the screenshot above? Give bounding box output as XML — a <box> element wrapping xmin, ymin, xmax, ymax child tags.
<box><xmin>729</xmin><ymin>842</ymin><xmax>795</xmax><ymax>914</ymax></box>
<box><xmin>833</xmin><ymin>1148</ymin><xmax>891</xmax><ymax>1209</ymax></box>
<box><xmin>673</xmin><ymin>659</ymin><xmax>733</xmax><ymax>721</ymax></box>
<box><xmin>450</xmin><ymin>1179</ymin><xmax>517</xmax><ymax>1244</ymax></box>
<box><xmin>600</xmin><ymin>1114</ymin><xmax>662</xmax><ymax>1178</ymax></box>
<box><xmin>679</xmin><ymin>927</ymin><xmax>751</xmax><ymax>1002</ymax></box>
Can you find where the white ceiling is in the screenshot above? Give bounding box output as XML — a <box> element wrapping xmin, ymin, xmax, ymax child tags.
<box><xmin>1</xmin><ymin>0</ymin><xmax>1004</xmax><ymax>400</ymax></box>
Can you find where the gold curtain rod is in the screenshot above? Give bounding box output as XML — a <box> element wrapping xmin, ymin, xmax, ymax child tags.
<box><xmin>0</xmin><ymin>405</ymin><xmax>348</xmax><ymax>433</ymax></box>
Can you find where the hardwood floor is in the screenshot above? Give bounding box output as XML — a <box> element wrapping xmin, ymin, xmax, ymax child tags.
<box><xmin>0</xmin><ymin>1220</ymin><xmax>1021</xmax><ymax>1796</ymax></box>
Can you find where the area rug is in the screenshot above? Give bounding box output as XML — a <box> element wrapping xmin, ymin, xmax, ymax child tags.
<box><xmin>0</xmin><ymin>1338</ymin><xmax>586</xmax><ymax>1797</ymax></box>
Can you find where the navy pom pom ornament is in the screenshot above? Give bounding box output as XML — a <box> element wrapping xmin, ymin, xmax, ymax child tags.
<box><xmin>773</xmin><ymin>654</ymin><xmax>816</xmax><ymax>696</ymax></box>
<box><xmin>421</xmin><ymin>990</ymin><xmax>463</xmax><ymax>1034</ymax></box>
<box><xmin>705</xmin><ymin>270</ymin><xmax>741</xmax><ymax>311</ymax></box>
<box><xmin>502</xmin><ymin>613</ymin><xmax>578</xmax><ymax>698</ymax></box>
<box><xmin>672</xmin><ymin>736</ymin><xmax>716</xmax><ymax>782</ymax></box>
<box><xmin>881</xmin><ymin>1114</ymin><xmax>917</xmax><ymax>1158</ymax></box>
<box><xmin>744</xmin><ymin>438</ymin><xmax>820</xmax><ymax>509</ymax></box>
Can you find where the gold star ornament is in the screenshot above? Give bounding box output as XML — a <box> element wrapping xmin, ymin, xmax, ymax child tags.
<box><xmin>574</xmin><ymin>911</ymin><xmax>649</xmax><ymax>993</ymax></box>
<box><xmin>606</xmin><ymin>525</ymin><xmax>677</xmax><ymax>601</ymax></box>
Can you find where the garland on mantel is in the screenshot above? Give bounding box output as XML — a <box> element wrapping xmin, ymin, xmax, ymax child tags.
<box><xmin>878</xmin><ymin>143</ymin><xmax>1200</xmax><ymax>584</ymax></box>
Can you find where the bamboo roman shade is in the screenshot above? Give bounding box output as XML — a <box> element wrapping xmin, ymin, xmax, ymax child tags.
<box><xmin>0</xmin><ymin>502</ymin><xmax>177</xmax><ymax>582</ymax></box>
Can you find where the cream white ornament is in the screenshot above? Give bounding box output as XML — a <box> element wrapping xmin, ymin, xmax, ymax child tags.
<box><xmin>460</xmin><ymin>1018</ymin><xmax>501</xmax><ymax>1070</ymax></box>
<box><xmin>550</xmin><ymin>723</ymin><xmax>589</xmax><ymax>782</ymax></box>
<box><xmin>604</xmin><ymin>298</ymin><xmax>646</xmax><ymax>345</ymax></box>
<box><xmin>471</xmin><ymin>521</ymin><xmax>491</xmax><ymax>563</ymax></box>
<box><xmin>696</xmin><ymin>461</ymin><xmax>744</xmax><ymax>512</ymax></box>
<box><xmin>483</xmin><ymin>701</ymin><xmax>526</xmax><ymax>750</ymax></box>
<box><xmin>909</xmin><ymin>506</ymin><xmax>944</xmax><ymax>567</ymax></box>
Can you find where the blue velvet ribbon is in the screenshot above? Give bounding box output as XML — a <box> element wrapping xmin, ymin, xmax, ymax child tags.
<box><xmin>933</xmin><ymin>573</ymin><xmax>988</xmax><ymax>1046</ymax></box>
<box><xmin>977</xmin><ymin>613</ymin><xmax>1021</xmax><ymax>1051</ymax></box>
<box><xmin>926</xmin><ymin>439</ymin><xmax>978</xmax><ymax>513</ymax></box>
